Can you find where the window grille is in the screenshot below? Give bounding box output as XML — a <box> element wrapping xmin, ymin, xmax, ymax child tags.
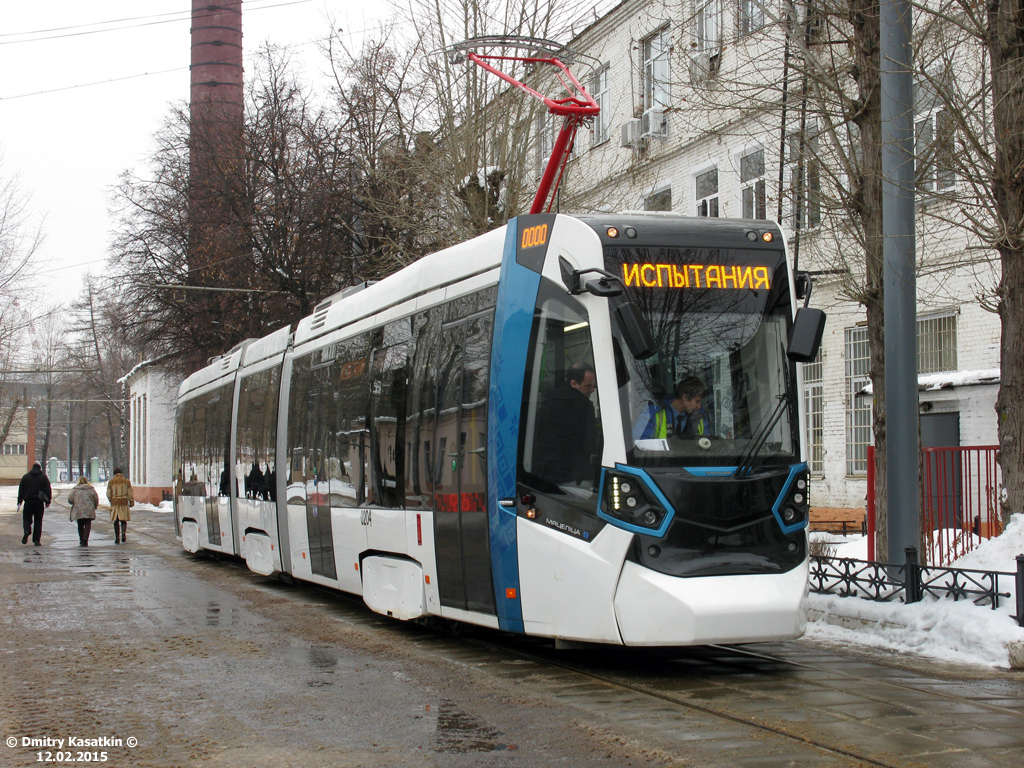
<box><xmin>845</xmin><ymin>326</ymin><xmax>872</xmax><ymax>475</ymax></box>
<box><xmin>918</xmin><ymin>312</ymin><xmax>957</xmax><ymax>374</ymax></box>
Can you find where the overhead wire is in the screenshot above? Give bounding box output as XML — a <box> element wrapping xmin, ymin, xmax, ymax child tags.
<box><xmin>0</xmin><ymin>0</ymin><xmax>313</xmax><ymax>45</ymax></box>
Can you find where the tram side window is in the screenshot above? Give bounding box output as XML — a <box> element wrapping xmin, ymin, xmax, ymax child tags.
<box><xmin>174</xmin><ymin>402</ymin><xmax>198</xmax><ymax>498</ymax></box>
<box><xmin>328</xmin><ymin>335</ymin><xmax>372</xmax><ymax>507</ymax></box>
<box><xmin>519</xmin><ymin>283</ymin><xmax>603</xmax><ymax>512</ymax></box>
<box><xmin>286</xmin><ymin>353</ymin><xmax>313</xmax><ymax>504</ymax></box>
<box><xmin>369</xmin><ymin>320</ymin><xmax>412</xmax><ymax>508</ymax></box>
<box><xmin>404</xmin><ymin>307</ymin><xmax>444</xmax><ymax>510</ymax></box>
<box><xmin>205</xmin><ymin>385</ymin><xmax>233</xmax><ymax>497</ymax></box>
<box><xmin>236</xmin><ymin>367</ymin><xmax>280</xmax><ymax>501</ymax></box>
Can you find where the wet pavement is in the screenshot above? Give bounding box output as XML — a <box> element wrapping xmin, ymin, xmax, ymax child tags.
<box><xmin>2</xmin><ymin>500</ymin><xmax>1024</xmax><ymax>767</ymax></box>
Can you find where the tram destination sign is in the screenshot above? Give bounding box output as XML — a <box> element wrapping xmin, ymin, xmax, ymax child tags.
<box><xmin>621</xmin><ymin>262</ymin><xmax>771</xmax><ymax>290</ymax></box>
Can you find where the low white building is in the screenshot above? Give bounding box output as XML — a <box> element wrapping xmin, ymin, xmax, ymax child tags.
<box><xmin>122</xmin><ymin>360</ymin><xmax>180</xmax><ymax>505</ymax></box>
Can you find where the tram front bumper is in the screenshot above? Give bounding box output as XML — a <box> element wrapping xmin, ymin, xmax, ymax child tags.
<box><xmin>612</xmin><ymin>560</ymin><xmax>809</xmax><ymax>646</ymax></box>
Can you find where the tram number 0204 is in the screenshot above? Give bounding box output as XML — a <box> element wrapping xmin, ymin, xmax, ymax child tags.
<box><xmin>360</xmin><ymin>510</ymin><xmax>372</xmax><ymax>527</ymax></box>
<box><xmin>521</xmin><ymin>224</ymin><xmax>548</xmax><ymax>249</ymax></box>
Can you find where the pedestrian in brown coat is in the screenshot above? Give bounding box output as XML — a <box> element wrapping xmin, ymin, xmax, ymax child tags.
<box><xmin>106</xmin><ymin>468</ymin><xmax>134</xmax><ymax>544</ymax></box>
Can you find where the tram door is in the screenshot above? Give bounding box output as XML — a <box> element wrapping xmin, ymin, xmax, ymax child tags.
<box><xmin>433</xmin><ymin>315</ymin><xmax>496</xmax><ymax>614</ymax></box>
<box><xmin>303</xmin><ymin>365</ymin><xmax>337</xmax><ymax>579</ymax></box>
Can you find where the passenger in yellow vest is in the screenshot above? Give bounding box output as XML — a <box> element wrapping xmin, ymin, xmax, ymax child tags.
<box><xmin>106</xmin><ymin>468</ymin><xmax>135</xmax><ymax>544</ymax></box>
<box><xmin>633</xmin><ymin>376</ymin><xmax>710</xmax><ymax>441</ymax></box>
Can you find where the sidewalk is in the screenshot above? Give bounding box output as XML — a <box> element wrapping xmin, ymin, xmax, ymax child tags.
<box><xmin>807</xmin><ymin>521</ymin><xmax>1024</xmax><ymax>669</ymax></box>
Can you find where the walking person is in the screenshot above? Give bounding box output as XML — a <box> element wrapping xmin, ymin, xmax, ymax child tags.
<box><xmin>106</xmin><ymin>468</ymin><xmax>135</xmax><ymax>544</ymax></box>
<box><xmin>68</xmin><ymin>475</ymin><xmax>100</xmax><ymax>547</ymax></box>
<box><xmin>17</xmin><ymin>462</ymin><xmax>52</xmax><ymax>545</ymax></box>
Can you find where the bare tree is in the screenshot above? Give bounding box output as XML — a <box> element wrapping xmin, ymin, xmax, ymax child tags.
<box><xmin>0</xmin><ymin>156</ymin><xmax>44</xmax><ymax>448</ymax></box>
<box><xmin>898</xmin><ymin>0</ymin><xmax>1024</xmax><ymax>526</ymax></box>
<box><xmin>392</xmin><ymin>0</ymin><xmax>601</xmax><ymax>237</ymax></box>
<box><xmin>108</xmin><ymin>50</ymin><xmax>361</xmax><ymax>372</ymax></box>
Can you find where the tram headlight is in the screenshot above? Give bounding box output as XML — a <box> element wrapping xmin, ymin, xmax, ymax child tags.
<box><xmin>603</xmin><ymin>473</ymin><xmax>667</xmax><ymax>532</ymax></box>
<box><xmin>778</xmin><ymin>469</ymin><xmax>811</xmax><ymax>529</ymax></box>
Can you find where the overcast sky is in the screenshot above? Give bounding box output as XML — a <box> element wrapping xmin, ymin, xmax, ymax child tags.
<box><xmin>1</xmin><ymin>0</ymin><xmax>381</xmax><ymax>305</ymax></box>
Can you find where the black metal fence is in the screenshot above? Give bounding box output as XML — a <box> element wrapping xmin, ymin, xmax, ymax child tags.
<box><xmin>809</xmin><ymin>548</ymin><xmax>1024</xmax><ymax>628</ymax></box>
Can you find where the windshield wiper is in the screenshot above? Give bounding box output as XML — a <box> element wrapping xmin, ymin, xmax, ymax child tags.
<box><xmin>733</xmin><ymin>350</ymin><xmax>795</xmax><ymax>477</ymax></box>
<box><xmin>732</xmin><ymin>395</ymin><xmax>789</xmax><ymax>478</ymax></box>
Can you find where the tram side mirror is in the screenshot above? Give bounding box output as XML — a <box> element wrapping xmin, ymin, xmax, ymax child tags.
<box><xmin>582</xmin><ymin>275</ymin><xmax>622</xmax><ymax>297</ymax></box>
<box><xmin>613</xmin><ymin>298</ymin><xmax>656</xmax><ymax>360</ymax></box>
<box><xmin>787</xmin><ymin>307</ymin><xmax>826</xmax><ymax>363</ymax></box>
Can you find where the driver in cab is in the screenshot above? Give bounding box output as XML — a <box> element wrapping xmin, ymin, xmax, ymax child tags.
<box><xmin>633</xmin><ymin>375</ymin><xmax>711</xmax><ymax>442</ymax></box>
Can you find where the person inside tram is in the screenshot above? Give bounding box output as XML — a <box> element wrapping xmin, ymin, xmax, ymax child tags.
<box><xmin>633</xmin><ymin>375</ymin><xmax>712</xmax><ymax>442</ymax></box>
<box><xmin>533</xmin><ymin>362</ymin><xmax>600</xmax><ymax>488</ymax></box>
<box><xmin>245</xmin><ymin>462</ymin><xmax>265</xmax><ymax>500</ymax></box>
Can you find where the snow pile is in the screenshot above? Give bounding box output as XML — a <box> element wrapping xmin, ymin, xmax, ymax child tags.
<box><xmin>807</xmin><ymin>515</ymin><xmax>1024</xmax><ymax>668</ymax></box>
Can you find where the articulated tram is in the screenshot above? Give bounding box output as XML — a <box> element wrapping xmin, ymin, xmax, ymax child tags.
<box><xmin>173</xmin><ymin>213</ymin><xmax>825</xmax><ymax>646</ymax></box>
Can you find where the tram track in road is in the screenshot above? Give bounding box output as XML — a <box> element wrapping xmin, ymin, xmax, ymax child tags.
<box><xmin>133</xmin><ymin>512</ymin><xmax>1024</xmax><ymax>767</ymax></box>
<box><xmin>462</xmin><ymin>635</ymin><xmax>911</xmax><ymax>768</ymax></box>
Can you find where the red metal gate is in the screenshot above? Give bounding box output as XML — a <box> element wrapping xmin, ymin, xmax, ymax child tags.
<box><xmin>866</xmin><ymin>445</ymin><xmax>1002</xmax><ymax>565</ymax></box>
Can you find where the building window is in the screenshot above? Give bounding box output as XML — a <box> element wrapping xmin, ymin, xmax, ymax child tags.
<box><xmin>645</xmin><ymin>187</ymin><xmax>672</xmax><ymax>211</ymax></box>
<box><xmin>845</xmin><ymin>326</ymin><xmax>872</xmax><ymax>476</ymax></box>
<box><xmin>915</xmin><ymin>108</ymin><xmax>955</xmax><ymax>194</ymax></box>
<box><xmin>2</xmin><ymin>444</ymin><xmax>26</xmax><ymax>455</ymax></box>
<box><xmin>786</xmin><ymin>123</ymin><xmax>821</xmax><ymax>229</ymax></box>
<box><xmin>803</xmin><ymin>349</ymin><xmax>824</xmax><ymax>476</ymax></box>
<box><xmin>142</xmin><ymin>394</ymin><xmax>148</xmax><ymax>486</ymax></box>
<box><xmin>590</xmin><ymin>65</ymin><xmax>610</xmax><ymax>145</ymax></box>
<box><xmin>696</xmin><ymin>167</ymin><xmax>719</xmax><ymax>217</ymax></box>
<box><xmin>696</xmin><ymin>0</ymin><xmax>722</xmax><ymax>52</ymax></box>
<box><xmin>739</xmin><ymin>0</ymin><xmax>765</xmax><ymax>35</ymax></box>
<box><xmin>536</xmin><ymin>110</ymin><xmax>554</xmax><ymax>175</ymax></box>
<box><xmin>740</xmin><ymin>148</ymin><xmax>767</xmax><ymax>219</ymax></box>
<box><xmin>643</xmin><ymin>27</ymin><xmax>671</xmax><ymax>112</ymax></box>
<box><xmin>918</xmin><ymin>312</ymin><xmax>957</xmax><ymax>374</ymax></box>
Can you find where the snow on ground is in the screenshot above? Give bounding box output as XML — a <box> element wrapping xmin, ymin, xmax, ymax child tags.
<box><xmin>808</xmin><ymin>515</ymin><xmax>1024</xmax><ymax>668</ymax></box>
<box><xmin>5</xmin><ymin>484</ymin><xmax>1024</xmax><ymax>667</ymax></box>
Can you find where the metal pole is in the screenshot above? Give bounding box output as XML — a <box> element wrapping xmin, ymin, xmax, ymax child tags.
<box><xmin>1015</xmin><ymin>555</ymin><xmax>1024</xmax><ymax>628</ymax></box>
<box><xmin>67</xmin><ymin>402</ymin><xmax>73</xmax><ymax>483</ymax></box>
<box><xmin>881</xmin><ymin>0</ymin><xmax>920</xmax><ymax>563</ymax></box>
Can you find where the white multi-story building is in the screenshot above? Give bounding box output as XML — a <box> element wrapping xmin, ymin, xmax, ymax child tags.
<box><xmin>549</xmin><ymin>0</ymin><xmax>1001</xmax><ymax>520</ymax></box>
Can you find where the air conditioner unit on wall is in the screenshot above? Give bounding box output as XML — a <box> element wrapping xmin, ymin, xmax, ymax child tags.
<box><xmin>621</xmin><ymin>118</ymin><xmax>641</xmax><ymax>148</ymax></box>
<box><xmin>690</xmin><ymin>52</ymin><xmax>711</xmax><ymax>84</ymax></box>
<box><xmin>640</xmin><ymin>108</ymin><xmax>666</xmax><ymax>139</ymax></box>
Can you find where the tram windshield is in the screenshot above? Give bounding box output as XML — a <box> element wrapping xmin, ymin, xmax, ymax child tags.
<box><xmin>606</xmin><ymin>246</ymin><xmax>798</xmax><ymax>469</ymax></box>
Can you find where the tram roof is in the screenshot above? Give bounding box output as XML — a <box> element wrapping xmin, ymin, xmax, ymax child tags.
<box><xmin>575</xmin><ymin>213</ymin><xmax>786</xmax><ymax>251</ymax></box>
<box><xmin>291</xmin><ymin>224</ymin><xmax>509</xmax><ymax>347</ymax></box>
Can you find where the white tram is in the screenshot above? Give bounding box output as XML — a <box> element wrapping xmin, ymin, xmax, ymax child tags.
<box><xmin>173</xmin><ymin>212</ymin><xmax>825</xmax><ymax>645</ymax></box>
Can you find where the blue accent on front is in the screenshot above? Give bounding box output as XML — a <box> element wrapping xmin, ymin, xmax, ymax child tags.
<box><xmin>771</xmin><ymin>462</ymin><xmax>810</xmax><ymax>534</ymax></box>
<box><xmin>596</xmin><ymin>463</ymin><xmax>810</xmax><ymax>538</ymax></box>
<box><xmin>486</xmin><ymin>220</ymin><xmax>540</xmax><ymax>634</ymax></box>
<box><xmin>595</xmin><ymin>464</ymin><xmax>678</xmax><ymax>538</ymax></box>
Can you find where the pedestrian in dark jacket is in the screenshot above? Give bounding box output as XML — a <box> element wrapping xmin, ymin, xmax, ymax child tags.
<box><xmin>17</xmin><ymin>463</ymin><xmax>52</xmax><ymax>546</ymax></box>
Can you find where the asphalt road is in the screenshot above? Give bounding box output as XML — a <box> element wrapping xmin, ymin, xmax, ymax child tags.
<box><xmin>2</xmin><ymin>499</ymin><xmax>1024</xmax><ymax>768</ymax></box>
